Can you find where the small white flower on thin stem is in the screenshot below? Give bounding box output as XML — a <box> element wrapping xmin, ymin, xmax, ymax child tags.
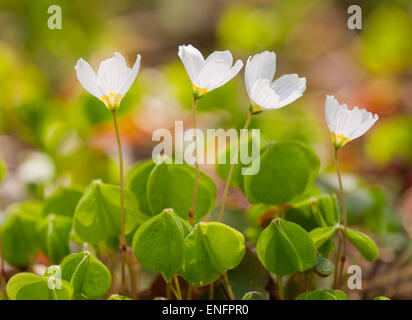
<box><xmin>245</xmin><ymin>51</ymin><xmax>306</xmax><ymax>114</ymax></box>
<box><xmin>75</xmin><ymin>52</ymin><xmax>141</xmax><ymax>110</ymax></box>
<box><xmin>325</xmin><ymin>95</ymin><xmax>379</xmax><ymax>148</ymax></box>
<box><xmin>178</xmin><ymin>44</ymin><xmax>243</xmax><ymax>98</ymax></box>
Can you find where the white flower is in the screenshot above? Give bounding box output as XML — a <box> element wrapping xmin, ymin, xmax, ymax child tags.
<box><xmin>245</xmin><ymin>51</ymin><xmax>306</xmax><ymax>113</ymax></box>
<box><xmin>75</xmin><ymin>52</ymin><xmax>141</xmax><ymax>110</ymax></box>
<box><xmin>178</xmin><ymin>44</ymin><xmax>243</xmax><ymax>98</ymax></box>
<box><xmin>325</xmin><ymin>95</ymin><xmax>379</xmax><ymax>148</ymax></box>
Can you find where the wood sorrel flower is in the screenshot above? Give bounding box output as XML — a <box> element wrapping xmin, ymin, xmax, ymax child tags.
<box><xmin>178</xmin><ymin>44</ymin><xmax>243</xmax><ymax>99</ymax></box>
<box><xmin>245</xmin><ymin>51</ymin><xmax>306</xmax><ymax>114</ymax></box>
<box><xmin>325</xmin><ymin>95</ymin><xmax>379</xmax><ymax>148</ymax></box>
<box><xmin>75</xmin><ymin>52</ymin><xmax>141</xmax><ymax>110</ymax></box>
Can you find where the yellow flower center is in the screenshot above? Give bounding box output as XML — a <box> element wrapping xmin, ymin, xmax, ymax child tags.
<box><xmin>332</xmin><ymin>132</ymin><xmax>351</xmax><ymax>148</ymax></box>
<box><xmin>249</xmin><ymin>102</ymin><xmax>263</xmax><ymax>115</ymax></box>
<box><xmin>100</xmin><ymin>92</ymin><xmax>123</xmax><ymax>110</ymax></box>
<box><xmin>192</xmin><ymin>84</ymin><xmax>208</xmax><ymax>99</ymax></box>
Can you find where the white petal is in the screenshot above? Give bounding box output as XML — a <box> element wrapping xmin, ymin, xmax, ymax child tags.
<box><xmin>324</xmin><ymin>95</ymin><xmax>379</xmax><ymax>140</ymax></box>
<box><xmin>205</xmin><ymin>50</ymin><xmax>233</xmax><ymax>66</ymax></box>
<box><xmin>325</xmin><ymin>95</ymin><xmax>348</xmax><ymax>134</ymax></box>
<box><xmin>97</xmin><ymin>52</ymin><xmax>129</xmax><ymax>96</ymax></box>
<box><xmin>325</xmin><ymin>95</ymin><xmax>337</xmax><ymax>132</ymax></box>
<box><xmin>178</xmin><ymin>44</ymin><xmax>204</xmax><ymax>87</ymax></box>
<box><xmin>120</xmin><ymin>54</ymin><xmax>141</xmax><ymax>95</ymax></box>
<box><xmin>199</xmin><ymin>58</ymin><xmax>243</xmax><ymax>91</ymax></box>
<box><xmin>249</xmin><ymin>79</ymin><xmax>280</xmax><ymax>110</ymax></box>
<box><xmin>245</xmin><ymin>51</ymin><xmax>276</xmax><ymax>96</ymax></box>
<box><xmin>74</xmin><ymin>58</ymin><xmax>102</xmax><ymax>99</ymax></box>
<box><xmin>198</xmin><ymin>59</ymin><xmax>231</xmax><ymax>90</ymax></box>
<box><xmin>348</xmin><ymin>111</ymin><xmax>378</xmax><ymax>140</ymax></box>
<box><xmin>271</xmin><ymin>74</ymin><xmax>306</xmax><ymax>108</ymax></box>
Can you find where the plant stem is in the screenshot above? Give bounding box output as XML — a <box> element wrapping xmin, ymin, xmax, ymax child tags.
<box><xmin>174</xmin><ymin>275</ymin><xmax>183</xmax><ymax>300</ymax></box>
<box><xmin>126</xmin><ymin>251</ymin><xmax>138</xmax><ymax>299</ymax></box>
<box><xmin>189</xmin><ymin>97</ymin><xmax>199</xmax><ymax>225</ymax></box>
<box><xmin>169</xmin><ymin>284</ymin><xmax>181</xmax><ymax>300</ymax></box>
<box><xmin>111</xmin><ymin>110</ymin><xmax>127</xmax><ymax>295</ymax></box>
<box><xmin>219</xmin><ymin>111</ymin><xmax>253</xmax><ymax>222</ymax></box>
<box><xmin>166</xmin><ymin>283</ymin><xmax>171</xmax><ymax>300</ymax></box>
<box><xmin>334</xmin><ymin>147</ymin><xmax>348</xmax><ymax>287</ymax></box>
<box><xmin>187</xmin><ymin>283</ymin><xmax>192</xmax><ymax>300</ymax></box>
<box><xmin>222</xmin><ymin>272</ymin><xmax>235</xmax><ymax>300</ymax></box>
<box><xmin>333</xmin><ymin>230</ymin><xmax>343</xmax><ymax>289</ymax></box>
<box><xmin>209</xmin><ymin>282</ymin><xmax>214</xmax><ymax>300</ymax></box>
<box><xmin>277</xmin><ymin>275</ymin><xmax>284</xmax><ymax>300</ymax></box>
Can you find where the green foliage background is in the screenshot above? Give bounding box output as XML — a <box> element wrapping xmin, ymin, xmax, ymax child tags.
<box><xmin>0</xmin><ymin>0</ymin><xmax>411</xmax><ymax>300</ymax></box>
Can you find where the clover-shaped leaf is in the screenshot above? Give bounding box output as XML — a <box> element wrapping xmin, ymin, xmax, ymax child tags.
<box><xmin>257</xmin><ymin>218</ymin><xmax>317</xmax><ymax>275</ymax></box>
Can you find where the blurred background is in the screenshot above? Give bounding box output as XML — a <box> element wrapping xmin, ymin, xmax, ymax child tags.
<box><xmin>0</xmin><ymin>0</ymin><xmax>411</xmax><ymax>299</ymax></box>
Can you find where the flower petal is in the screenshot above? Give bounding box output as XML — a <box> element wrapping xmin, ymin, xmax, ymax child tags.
<box><xmin>199</xmin><ymin>57</ymin><xmax>243</xmax><ymax>91</ymax></box>
<box><xmin>271</xmin><ymin>74</ymin><xmax>306</xmax><ymax>108</ymax></box>
<box><xmin>74</xmin><ymin>58</ymin><xmax>102</xmax><ymax>99</ymax></box>
<box><xmin>97</xmin><ymin>52</ymin><xmax>129</xmax><ymax>96</ymax></box>
<box><xmin>324</xmin><ymin>95</ymin><xmax>378</xmax><ymax>141</ymax></box>
<box><xmin>178</xmin><ymin>44</ymin><xmax>204</xmax><ymax>87</ymax></box>
<box><xmin>205</xmin><ymin>50</ymin><xmax>233</xmax><ymax>66</ymax></box>
<box><xmin>348</xmin><ymin>110</ymin><xmax>379</xmax><ymax>140</ymax></box>
<box><xmin>120</xmin><ymin>54</ymin><xmax>141</xmax><ymax>95</ymax></box>
<box><xmin>245</xmin><ymin>51</ymin><xmax>276</xmax><ymax>96</ymax></box>
<box><xmin>250</xmin><ymin>78</ymin><xmax>280</xmax><ymax>110</ymax></box>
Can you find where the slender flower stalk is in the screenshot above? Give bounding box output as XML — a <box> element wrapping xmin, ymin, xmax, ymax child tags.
<box><xmin>178</xmin><ymin>44</ymin><xmax>243</xmax><ymax>224</ymax></box>
<box><xmin>334</xmin><ymin>147</ymin><xmax>348</xmax><ymax>287</ymax></box>
<box><xmin>277</xmin><ymin>275</ymin><xmax>284</xmax><ymax>300</ymax></box>
<box><xmin>75</xmin><ymin>52</ymin><xmax>141</xmax><ymax>295</ymax></box>
<box><xmin>219</xmin><ymin>111</ymin><xmax>253</xmax><ymax>222</ymax></box>
<box><xmin>222</xmin><ymin>272</ymin><xmax>235</xmax><ymax>300</ymax></box>
<box><xmin>333</xmin><ymin>224</ymin><xmax>343</xmax><ymax>289</ymax></box>
<box><xmin>187</xmin><ymin>283</ymin><xmax>193</xmax><ymax>300</ymax></box>
<box><xmin>189</xmin><ymin>97</ymin><xmax>199</xmax><ymax>224</ymax></box>
<box><xmin>111</xmin><ymin>110</ymin><xmax>127</xmax><ymax>293</ymax></box>
<box><xmin>219</xmin><ymin>51</ymin><xmax>306</xmax><ymax>221</ymax></box>
<box><xmin>209</xmin><ymin>282</ymin><xmax>215</xmax><ymax>300</ymax></box>
<box><xmin>126</xmin><ymin>251</ymin><xmax>138</xmax><ymax>299</ymax></box>
<box><xmin>173</xmin><ymin>275</ymin><xmax>183</xmax><ymax>300</ymax></box>
<box><xmin>324</xmin><ymin>95</ymin><xmax>378</xmax><ymax>288</ymax></box>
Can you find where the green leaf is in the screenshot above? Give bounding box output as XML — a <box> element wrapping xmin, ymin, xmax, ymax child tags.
<box><xmin>126</xmin><ymin>160</ymin><xmax>156</xmax><ymax>216</ymax></box>
<box><xmin>60</xmin><ymin>251</ymin><xmax>111</xmax><ymax>299</ymax></box>
<box><xmin>180</xmin><ymin>222</ymin><xmax>245</xmax><ymax>286</ymax></box>
<box><xmin>73</xmin><ymin>180</ymin><xmax>147</xmax><ymax>243</ymax></box>
<box><xmin>227</xmin><ymin>251</ymin><xmax>268</xmax><ymax>300</ymax></box>
<box><xmin>256</xmin><ymin>218</ymin><xmax>317</xmax><ymax>275</ymax></box>
<box><xmin>1</xmin><ymin>202</ymin><xmax>42</xmax><ymax>267</ymax></box>
<box><xmin>37</xmin><ymin>214</ymin><xmax>72</xmax><ymax>264</ymax></box>
<box><xmin>314</xmin><ymin>254</ymin><xmax>335</xmax><ymax>277</ymax></box>
<box><xmin>244</xmin><ymin>141</ymin><xmax>320</xmax><ymax>205</ymax></box>
<box><xmin>310</xmin><ymin>226</ymin><xmax>337</xmax><ymax>249</ymax></box>
<box><xmin>6</xmin><ymin>272</ymin><xmax>72</xmax><ymax>300</ymax></box>
<box><xmin>216</xmin><ymin>134</ymin><xmax>266</xmax><ymax>190</ymax></box>
<box><xmin>43</xmin><ymin>186</ymin><xmax>83</xmax><ymax>218</ymax></box>
<box><xmin>374</xmin><ymin>296</ymin><xmax>390</xmax><ymax>300</ymax></box>
<box><xmin>147</xmin><ymin>163</ymin><xmax>216</xmax><ymax>222</ymax></box>
<box><xmin>346</xmin><ymin>228</ymin><xmax>379</xmax><ymax>262</ymax></box>
<box><xmin>317</xmin><ymin>194</ymin><xmax>339</xmax><ymax>226</ymax></box>
<box><xmin>132</xmin><ymin>209</ymin><xmax>192</xmax><ymax>282</ymax></box>
<box><xmin>296</xmin><ymin>289</ymin><xmax>347</xmax><ymax>300</ymax></box>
